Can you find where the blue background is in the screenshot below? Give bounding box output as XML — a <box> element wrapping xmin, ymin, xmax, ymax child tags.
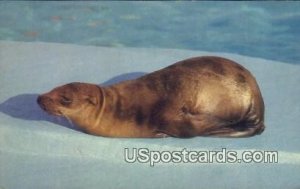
<box><xmin>0</xmin><ymin>1</ymin><xmax>299</xmax><ymax>64</ymax></box>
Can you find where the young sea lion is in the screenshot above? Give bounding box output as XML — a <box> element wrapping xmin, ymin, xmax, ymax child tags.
<box><xmin>37</xmin><ymin>56</ymin><xmax>265</xmax><ymax>138</ymax></box>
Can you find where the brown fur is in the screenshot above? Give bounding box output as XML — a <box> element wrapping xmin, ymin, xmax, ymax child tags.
<box><xmin>37</xmin><ymin>56</ymin><xmax>265</xmax><ymax>138</ymax></box>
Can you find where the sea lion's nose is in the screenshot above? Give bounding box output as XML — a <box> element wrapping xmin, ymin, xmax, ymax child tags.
<box><xmin>37</xmin><ymin>95</ymin><xmax>43</xmax><ymax>105</ymax></box>
<box><xmin>36</xmin><ymin>96</ymin><xmax>42</xmax><ymax>104</ymax></box>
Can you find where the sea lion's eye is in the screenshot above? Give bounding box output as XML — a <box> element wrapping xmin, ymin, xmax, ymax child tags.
<box><xmin>60</xmin><ymin>96</ymin><xmax>72</xmax><ymax>106</ymax></box>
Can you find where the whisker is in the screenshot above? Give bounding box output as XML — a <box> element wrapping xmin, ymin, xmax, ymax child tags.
<box><xmin>63</xmin><ymin>114</ymin><xmax>75</xmax><ymax>128</ymax></box>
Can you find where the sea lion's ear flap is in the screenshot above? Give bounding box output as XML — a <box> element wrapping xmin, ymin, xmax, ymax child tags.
<box><xmin>85</xmin><ymin>95</ymin><xmax>97</xmax><ymax>106</ymax></box>
<box><xmin>84</xmin><ymin>85</ymin><xmax>103</xmax><ymax>106</ymax></box>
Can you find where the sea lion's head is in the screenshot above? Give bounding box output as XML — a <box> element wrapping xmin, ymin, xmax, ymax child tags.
<box><xmin>37</xmin><ymin>82</ymin><xmax>103</xmax><ymax>118</ymax></box>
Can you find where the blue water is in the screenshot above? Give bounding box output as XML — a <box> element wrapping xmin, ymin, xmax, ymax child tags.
<box><xmin>0</xmin><ymin>1</ymin><xmax>299</xmax><ymax>64</ymax></box>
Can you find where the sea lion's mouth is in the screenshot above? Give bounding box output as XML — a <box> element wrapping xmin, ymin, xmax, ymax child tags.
<box><xmin>40</xmin><ymin>105</ymin><xmax>63</xmax><ymax>117</ymax></box>
<box><xmin>49</xmin><ymin>110</ymin><xmax>63</xmax><ymax>116</ymax></box>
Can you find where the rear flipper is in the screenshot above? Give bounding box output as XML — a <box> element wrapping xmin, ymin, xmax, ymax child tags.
<box><xmin>202</xmin><ymin>121</ymin><xmax>265</xmax><ymax>138</ymax></box>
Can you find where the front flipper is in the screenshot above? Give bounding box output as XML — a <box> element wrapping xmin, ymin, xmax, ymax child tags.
<box><xmin>154</xmin><ymin>132</ymin><xmax>170</xmax><ymax>138</ymax></box>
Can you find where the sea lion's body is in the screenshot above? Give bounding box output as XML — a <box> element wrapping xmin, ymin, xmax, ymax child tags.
<box><xmin>38</xmin><ymin>56</ymin><xmax>265</xmax><ymax>138</ymax></box>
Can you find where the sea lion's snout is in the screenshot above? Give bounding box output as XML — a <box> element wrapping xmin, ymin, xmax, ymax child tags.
<box><xmin>37</xmin><ymin>95</ymin><xmax>49</xmax><ymax>107</ymax></box>
<box><xmin>37</xmin><ymin>94</ymin><xmax>62</xmax><ymax>116</ymax></box>
<box><xmin>37</xmin><ymin>95</ymin><xmax>50</xmax><ymax>109</ymax></box>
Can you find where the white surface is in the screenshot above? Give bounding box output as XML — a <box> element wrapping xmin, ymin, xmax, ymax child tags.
<box><xmin>0</xmin><ymin>41</ymin><xmax>299</xmax><ymax>189</ymax></box>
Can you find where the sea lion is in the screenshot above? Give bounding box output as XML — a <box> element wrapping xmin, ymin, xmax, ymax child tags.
<box><xmin>37</xmin><ymin>56</ymin><xmax>265</xmax><ymax>138</ymax></box>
